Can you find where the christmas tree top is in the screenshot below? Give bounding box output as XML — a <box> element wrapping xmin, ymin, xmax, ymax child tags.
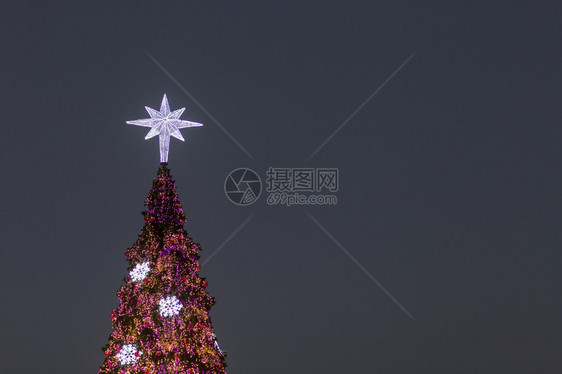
<box><xmin>98</xmin><ymin>146</ymin><xmax>227</xmax><ymax>371</ymax></box>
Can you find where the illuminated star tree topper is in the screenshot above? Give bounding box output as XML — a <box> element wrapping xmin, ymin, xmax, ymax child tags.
<box><xmin>127</xmin><ymin>94</ymin><xmax>203</xmax><ymax>163</ymax></box>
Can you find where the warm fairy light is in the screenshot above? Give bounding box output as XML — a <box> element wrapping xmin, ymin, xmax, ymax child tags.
<box><xmin>129</xmin><ymin>262</ymin><xmax>150</xmax><ymax>282</ymax></box>
<box><xmin>159</xmin><ymin>295</ymin><xmax>183</xmax><ymax>317</ymax></box>
<box><xmin>116</xmin><ymin>343</ymin><xmax>141</xmax><ymax>365</ymax></box>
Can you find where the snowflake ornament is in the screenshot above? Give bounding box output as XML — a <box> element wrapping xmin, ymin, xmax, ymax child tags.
<box><xmin>130</xmin><ymin>262</ymin><xmax>150</xmax><ymax>282</ymax></box>
<box><xmin>159</xmin><ymin>295</ymin><xmax>183</xmax><ymax>317</ymax></box>
<box><xmin>116</xmin><ymin>343</ymin><xmax>141</xmax><ymax>365</ymax></box>
<box><xmin>214</xmin><ymin>338</ymin><xmax>223</xmax><ymax>354</ymax></box>
<box><xmin>126</xmin><ymin>94</ymin><xmax>203</xmax><ymax>163</ymax></box>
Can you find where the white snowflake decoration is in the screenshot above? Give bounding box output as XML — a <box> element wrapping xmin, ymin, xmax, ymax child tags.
<box><xmin>159</xmin><ymin>295</ymin><xmax>183</xmax><ymax>317</ymax></box>
<box><xmin>130</xmin><ymin>262</ymin><xmax>150</xmax><ymax>282</ymax></box>
<box><xmin>126</xmin><ymin>94</ymin><xmax>203</xmax><ymax>163</ymax></box>
<box><xmin>116</xmin><ymin>343</ymin><xmax>141</xmax><ymax>365</ymax></box>
<box><xmin>214</xmin><ymin>338</ymin><xmax>223</xmax><ymax>354</ymax></box>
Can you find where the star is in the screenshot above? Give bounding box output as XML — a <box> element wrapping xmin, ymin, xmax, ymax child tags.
<box><xmin>127</xmin><ymin>94</ymin><xmax>203</xmax><ymax>163</ymax></box>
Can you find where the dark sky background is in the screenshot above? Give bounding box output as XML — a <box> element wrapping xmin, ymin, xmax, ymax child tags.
<box><xmin>1</xmin><ymin>1</ymin><xmax>561</xmax><ymax>373</ymax></box>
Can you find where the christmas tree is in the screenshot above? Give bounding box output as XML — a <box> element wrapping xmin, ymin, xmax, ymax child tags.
<box><xmin>98</xmin><ymin>95</ymin><xmax>226</xmax><ymax>373</ymax></box>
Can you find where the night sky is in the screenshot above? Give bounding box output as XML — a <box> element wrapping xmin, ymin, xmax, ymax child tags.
<box><xmin>1</xmin><ymin>1</ymin><xmax>561</xmax><ymax>373</ymax></box>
